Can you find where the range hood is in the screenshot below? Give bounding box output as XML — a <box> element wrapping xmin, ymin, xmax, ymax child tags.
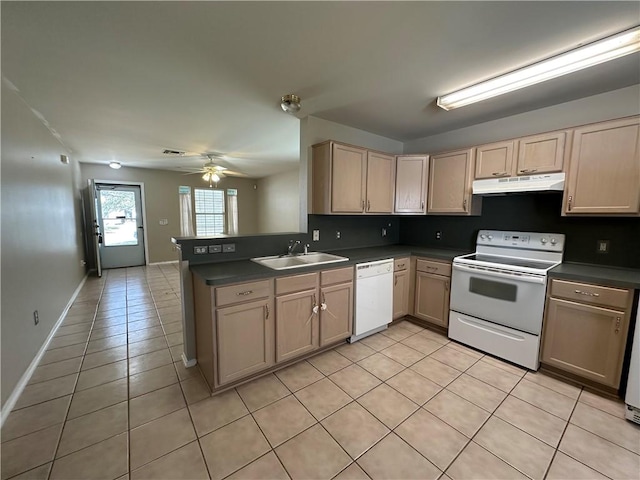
<box><xmin>473</xmin><ymin>172</ymin><xmax>565</xmax><ymax>195</ymax></box>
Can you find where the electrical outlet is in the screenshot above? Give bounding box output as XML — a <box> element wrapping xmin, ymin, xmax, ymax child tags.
<box><xmin>80</xmin><ymin>259</ymin><xmax>87</xmax><ymax>266</ymax></box>
<box><xmin>597</xmin><ymin>240</ymin><xmax>610</xmax><ymax>254</ymax></box>
<box><xmin>312</xmin><ymin>230</ymin><xmax>320</xmax><ymax>241</ymax></box>
<box><xmin>336</xmin><ymin>231</ymin><xmax>341</xmax><ymax>239</ymax></box>
<box><xmin>381</xmin><ymin>228</ymin><xmax>387</xmax><ymax>237</ymax></box>
<box><xmin>436</xmin><ymin>231</ymin><xmax>442</xmax><ymax>240</ymax></box>
<box><xmin>33</xmin><ymin>310</ymin><xmax>39</xmax><ymax>325</ymax></box>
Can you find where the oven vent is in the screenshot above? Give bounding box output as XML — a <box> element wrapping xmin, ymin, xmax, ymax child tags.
<box><xmin>473</xmin><ymin>172</ymin><xmax>565</xmax><ymax>195</ymax></box>
<box><xmin>626</xmin><ymin>405</ymin><xmax>640</xmax><ymax>425</ymax></box>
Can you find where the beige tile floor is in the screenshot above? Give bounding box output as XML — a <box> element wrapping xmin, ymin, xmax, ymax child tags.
<box><xmin>2</xmin><ymin>265</ymin><xmax>640</xmax><ymax>480</ymax></box>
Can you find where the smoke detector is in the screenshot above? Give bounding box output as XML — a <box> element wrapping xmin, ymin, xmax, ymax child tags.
<box><xmin>162</xmin><ymin>149</ymin><xmax>185</xmax><ymax>156</ymax></box>
<box><xmin>280</xmin><ymin>94</ymin><xmax>301</xmax><ymax>114</ymax></box>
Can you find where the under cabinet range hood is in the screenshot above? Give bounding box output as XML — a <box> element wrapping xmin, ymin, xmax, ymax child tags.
<box><xmin>473</xmin><ymin>172</ymin><xmax>565</xmax><ymax>195</ymax></box>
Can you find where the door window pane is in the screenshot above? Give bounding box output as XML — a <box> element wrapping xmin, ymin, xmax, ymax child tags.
<box><xmin>99</xmin><ymin>190</ymin><xmax>139</xmax><ymax>246</ymax></box>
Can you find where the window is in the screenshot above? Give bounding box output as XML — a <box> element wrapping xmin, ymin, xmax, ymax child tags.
<box><xmin>194</xmin><ymin>188</ymin><xmax>225</xmax><ymax>235</ymax></box>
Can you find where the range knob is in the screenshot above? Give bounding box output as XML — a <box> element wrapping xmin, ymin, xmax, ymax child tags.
<box><xmin>487</xmin><ymin>235</ymin><xmax>493</xmax><ymax>240</ymax></box>
<box><xmin>540</xmin><ymin>238</ymin><xmax>548</xmax><ymax>244</ymax></box>
<box><xmin>550</xmin><ymin>238</ymin><xmax>557</xmax><ymax>245</ymax></box>
<box><xmin>480</xmin><ymin>234</ymin><xmax>487</xmax><ymax>240</ymax></box>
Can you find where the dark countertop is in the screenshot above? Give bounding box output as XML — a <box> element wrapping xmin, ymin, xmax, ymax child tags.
<box><xmin>549</xmin><ymin>263</ymin><xmax>640</xmax><ymax>289</ymax></box>
<box><xmin>190</xmin><ymin>245</ymin><xmax>469</xmax><ymax>286</ymax></box>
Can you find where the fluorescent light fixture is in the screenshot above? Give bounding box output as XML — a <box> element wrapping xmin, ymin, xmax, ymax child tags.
<box><xmin>437</xmin><ymin>26</ymin><xmax>640</xmax><ymax>111</ymax></box>
<box><xmin>109</xmin><ymin>161</ymin><xmax>121</xmax><ymax>169</ymax></box>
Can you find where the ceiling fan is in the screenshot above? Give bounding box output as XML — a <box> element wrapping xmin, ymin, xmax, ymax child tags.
<box><xmin>181</xmin><ymin>154</ymin><xmax>247</xmax><ymax>187</ymax></box>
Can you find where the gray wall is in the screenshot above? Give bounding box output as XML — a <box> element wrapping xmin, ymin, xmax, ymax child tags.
<box><xmin>404</xmin><ymin>85</ymin><xmax>640</xmax><ymax>153</ymax></box>
<box><xmin>79</xmin><ymin>164</ymin><xmax>260</xmax><ymax>263</ymax></box>
<box><xmin>1</xmin><ymin>82</ymin><xmax>86</xmax><ymax>408</ymax></box>
<box><xmin>256</xmin><ymin>168</ymin><xmax>300</xmax><ymax>234</ymax></box>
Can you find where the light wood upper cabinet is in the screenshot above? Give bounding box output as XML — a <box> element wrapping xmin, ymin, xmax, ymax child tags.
<box><xmin>516</xmin><ymin>131</ymin><xmax>566</xmax><ymax>175</ymax></box>
<box><xmin>330</xmin><ymin>143</ymin><xmax>367</xmax><ymax>213</ymax></box>
<box><xmin>564</xmin><ymin>117</ymin><xmax>640</xmax><ymax>215</ymax></box>
<box><xmin>217</xmin><ymin>298</ymin><xmax>274</xmax><ymax>385</ymax></box>
<box><xmin>428</xmin><ymin>148</ymin><xmax>479</xmax><ymax>215</ymax></box>
<box><xmin>366</xmin><ymin>151</ymin><xmax>395</xmax><ymax>213</ymax></box>
<box><xmin>394</xmin><ymin>155</ymin><xmax>428</xmax><ymax>213</ymax></box>
<box><xmin>312</xmin><ymin>141</ymin><xmax>394</xmax><ymax>214</ymax></box>
<box><xmin>475</xmin><ymin>141</ymin><xmax>515</xmax><ymax>179</ymax></box>
<box><xmin>275</xmin><ymin>289</ymin><xmax>319</xmax><ymax>363</ymax></box>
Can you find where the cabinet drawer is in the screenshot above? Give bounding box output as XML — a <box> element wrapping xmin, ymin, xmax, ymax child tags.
<box><xmin>321</xmin><ymin>266</ymin><xmax>353</xmax><ymax>286</ymax></box>
<box><xmin>215</xmin><ymin>280</ymin><xmax>272</xmax><ymax>307</ymax></box>
<box><xmin>275</xmin><ymin>272</ymin><xmax>319</xmax><ymax>295</ymax></box>
<box><xmin>550</xmin><ymin>279</ymin><xmax>630</xmax><ymax>309</ymax></box>
<box><xmin>394</xmin><ymin>257</ymin><xmax>409</xmax><ymax>272</ymax></box>
<box><xmin>416</xmin><ymin>259</ymin><xmax>451</xmax><ymax>277</ymax></box>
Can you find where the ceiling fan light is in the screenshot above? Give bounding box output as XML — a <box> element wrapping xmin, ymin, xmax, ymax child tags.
<box><xmin>280</xmin><ymin>94</ymin><xmax>301</xmax><ymax>114</ymax></box>
<box><xmin>202</xmin><ymin>172</ymin><xmax>211</xmax><ymax>181</ymax></box>
<box><xmin>109</xmin><ymin>161</ymin><xmax>122</xmax><ymax>169</ymax></box>
<box><xmin>437</xmin><ymin>26</ymin><xmax>640</xmax><ymax>110</ymax></box>
<box><xmin>212</xmin><ymin>173</ymin><xmax>221</xmax><ymax>183</ymax></box>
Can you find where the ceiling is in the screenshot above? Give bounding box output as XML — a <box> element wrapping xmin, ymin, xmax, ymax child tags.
<box><xmin>2</xmin><ymin>2</ymin><xmax>639</xmax><ymax>178</ymax></box>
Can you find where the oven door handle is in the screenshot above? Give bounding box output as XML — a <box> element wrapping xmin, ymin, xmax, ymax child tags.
<box><xmin>453</xmin><ymin>264</ymin><xmax>546</xmax><ymax>285</ymax></box>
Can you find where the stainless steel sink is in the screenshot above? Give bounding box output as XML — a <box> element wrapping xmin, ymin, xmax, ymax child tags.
<box><xmin>251</xmin><ymin>252</ymin><xmax>349</xmax><ymax>270</ymax></box>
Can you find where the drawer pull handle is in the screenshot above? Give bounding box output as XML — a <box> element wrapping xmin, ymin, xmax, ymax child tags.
<box><xmin>445</xmin><ymin>281</ymin><xmax>449</xmax><ymax>291</ymax></box>
<box><xmin>398</xmin><ymin>263</ymin><xmax>405</xmax><ymax>268</ymax></box>
<box><xmin>367</xmin><ymin>200</ymin><xmax>371</xmax><ymax>211</ymax></box>
<box><xmin>264</xmin><ymin>305</ymin><xmax>269</xmax><ymax>319</ymax></box>
<box><xmin>492</xmin><ymin>172</ymin><xmax>508</xmax><ymax>176</ymax></box>
<box><xmin>463</xmin><ymin>199</ymin><xmax>467</xmax><ymax>211</ymax></box>
<box><xmin>237</xmin><ymin>290</ymin><xmax>254</xmax><ymax>296</ymax></box>
<box><xmin>574</xmin><ymin>289</ymin><xmax>599</xmax><ymax>297</ymax></box>
<box><xmin>362</xmin><ymin>200</ymin><xmax>365</xmax><ymax>210</ymax></box>
<box><xmin>394</xmin><ymin>276</ymin><xmax>398</xmax><ymax>286</ymax></box>
<box><xmin>615</xmin><ymin>316</ymin><xmax>621</xmax><ymax>333</ymax></box>
<box><xmin>421</xmin><ymin>201</ymin><xmax>424</xmax><ymax>210</ymax></box>
<box><xmin>519</xmin><ymin>168</ymin><xmax>537</xmax><ymax>174</ymax></box>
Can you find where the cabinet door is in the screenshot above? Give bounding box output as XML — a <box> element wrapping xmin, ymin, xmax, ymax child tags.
<box><xmin>320</xmin><ymin>282</ymin><xmax>353</xmax><ymax>346</ymax></box>
<box><xmin>393</xmin><ymin>270</ymin><xmax>409</xmax><ymax>320</ymax></box>
<box><xmin>475</xmin><ymin>141</ymin><xmax>514</xmax><ymax>179</ymax></box>
<box><xmin>217</xmin><ymin>298</ymin><xmax>274</xmax><ymax>385</ymax></box>
<box><xmin>516</xmin><ymin>131</ymin><xmax>565</xmax><ymax>175</ymax></box>
<box><xmin>414</xmin><ymin>272</ymin><xmax>450</xmax><ymax>328</ymax></box>
<box><xmin>428</xmin><ymin>149</ymin><xmax>474</xmax><ymax>214</ymax></box>
<box><xmin>541</xmin><ymin>298</ymin><xmax>629</xmax><ymax>388</ymax></box>
<box><xmin>331</xmin><ymin>143</ymin><xmax>366</xmax><ymax>213</ymax></box>
<box><xmin>275</xmin><ymin>289</ymin><xmax>319</xmax><ymax>362</ymax></box>
<box><xmin>395</xmin><ymin>156</ymin><xmax>428</xmax><ymax>213</ymax></box>
<box><xmin>565</xmin><ymin>117</ymin><xmax>640</xmax><ymax>214</ymax></box>
<box><xmin>366</xmin><ymin>151</ymin><xmax>395</xmax><ymax>213</ymax></box>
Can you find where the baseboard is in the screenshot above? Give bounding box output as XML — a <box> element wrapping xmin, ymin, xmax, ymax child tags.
<box><xmin>0</xmin><ymin>273</ymin><xmax>89</xmax><ymax>426</ymax></box>
<box><xmin>148</xmin><ymin>260</ymin><xmax>179</xmax><ymax>266</ymax></box>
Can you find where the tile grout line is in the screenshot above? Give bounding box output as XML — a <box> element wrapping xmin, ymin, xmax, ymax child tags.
<box><xmin>45</xmin><ymin>272</ymin><xmax>108</xmax><ymax>480</ymax></box>
<box><xmin>542</xmin><ymin>394</ymin><xmax>584</xmax><ymax>480</ymax></box>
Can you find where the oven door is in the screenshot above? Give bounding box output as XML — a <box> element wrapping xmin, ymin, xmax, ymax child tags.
<box><xmin>450</xmin><ymin>263</ymin><xmax>547</xmax><ymax>335</ymax></box>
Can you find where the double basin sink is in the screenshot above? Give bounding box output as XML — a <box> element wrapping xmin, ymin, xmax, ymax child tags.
<box><xmin>251</xmin><ymin>252</ymin><xmax>349</xmax><ymax>270</ymax></box>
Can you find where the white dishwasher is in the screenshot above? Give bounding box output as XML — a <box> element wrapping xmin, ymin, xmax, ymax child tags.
<box><xmin>350</xmin><ymin>258</ymin><xmax>394</xmax><ymax>342</ymax></box>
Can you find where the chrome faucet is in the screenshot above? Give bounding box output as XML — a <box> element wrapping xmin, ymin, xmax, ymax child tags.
<box><xmin>287</xmin><ymin>240</ymin><xmax>301</xmax><ymax>256</ymax></box>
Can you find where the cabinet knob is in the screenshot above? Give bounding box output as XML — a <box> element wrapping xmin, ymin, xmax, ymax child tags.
<box><xmin>567</xmin><ymin>195</ymin><xmax>573</xmax><ymax>211</ymax></box>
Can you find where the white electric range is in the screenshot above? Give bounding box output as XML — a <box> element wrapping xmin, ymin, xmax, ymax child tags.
<box><xmin>448</xmin><ymin>230</ymin><xmax>565</xmax><ymax>370</ymax></box>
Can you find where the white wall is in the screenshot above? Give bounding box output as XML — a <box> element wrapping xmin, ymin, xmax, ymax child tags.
<box><xmin>404</xmin><ymin>85</ymin><xmax>640</xmax><ymax>153</ymax></box>
<box><xmin>1</xmin><ymin>81</ymin><xmax>86</xmax><ymax>409</ymax></box>
<box><xmin>257</xmin><ymin>168</ymin><xmax>300</xmax><ymax>233</ymax></box>
<box><xmin>299</xmin><ymin>115</ymin><xmax>404</xmax><ymax>230</ymax></box>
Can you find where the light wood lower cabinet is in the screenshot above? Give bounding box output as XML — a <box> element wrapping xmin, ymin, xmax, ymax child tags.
<box><xmin>541</xmin><ymin>279</ymin><xmax>632</xmax><ymax>389</ymax></box>
<box><xmin>413</xmin><ymin>258</ymin><xmax>451</xmax><ymax>328</ymax></box>
<box><xmin>320</xmin><ymin>282</ymin><xmax>353</xmax><ymax>346</ymax></box>
<box><xmin>217</xmin><ymin>298</ymin><xmax>274</xmax><ymax>385</ymax></box>
<box><xmin>275</xmin><ymin>289</ymin><xmax>319</xmax><ymax>363</ymax></box>
<box><xmin>393</xmin><ymin>257</ymin><xmax>410</xmax><ymax>320</ymax></box>
<box><xmin>193</xmin><ymin>266</ymin><xmax>355</xmax><ymax>392</ymax></box>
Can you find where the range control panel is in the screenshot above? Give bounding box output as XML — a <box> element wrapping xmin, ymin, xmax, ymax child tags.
<box><xmin>476</xmin><ymin>230</ymin><xmax>565</xmax><ymax>252</ymax></box>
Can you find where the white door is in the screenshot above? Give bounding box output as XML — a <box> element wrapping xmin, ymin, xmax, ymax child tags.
<box><xmin>96</xmin><ymin>184</ymin><xmax>146</xmax><ymax>269</ymax></box>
